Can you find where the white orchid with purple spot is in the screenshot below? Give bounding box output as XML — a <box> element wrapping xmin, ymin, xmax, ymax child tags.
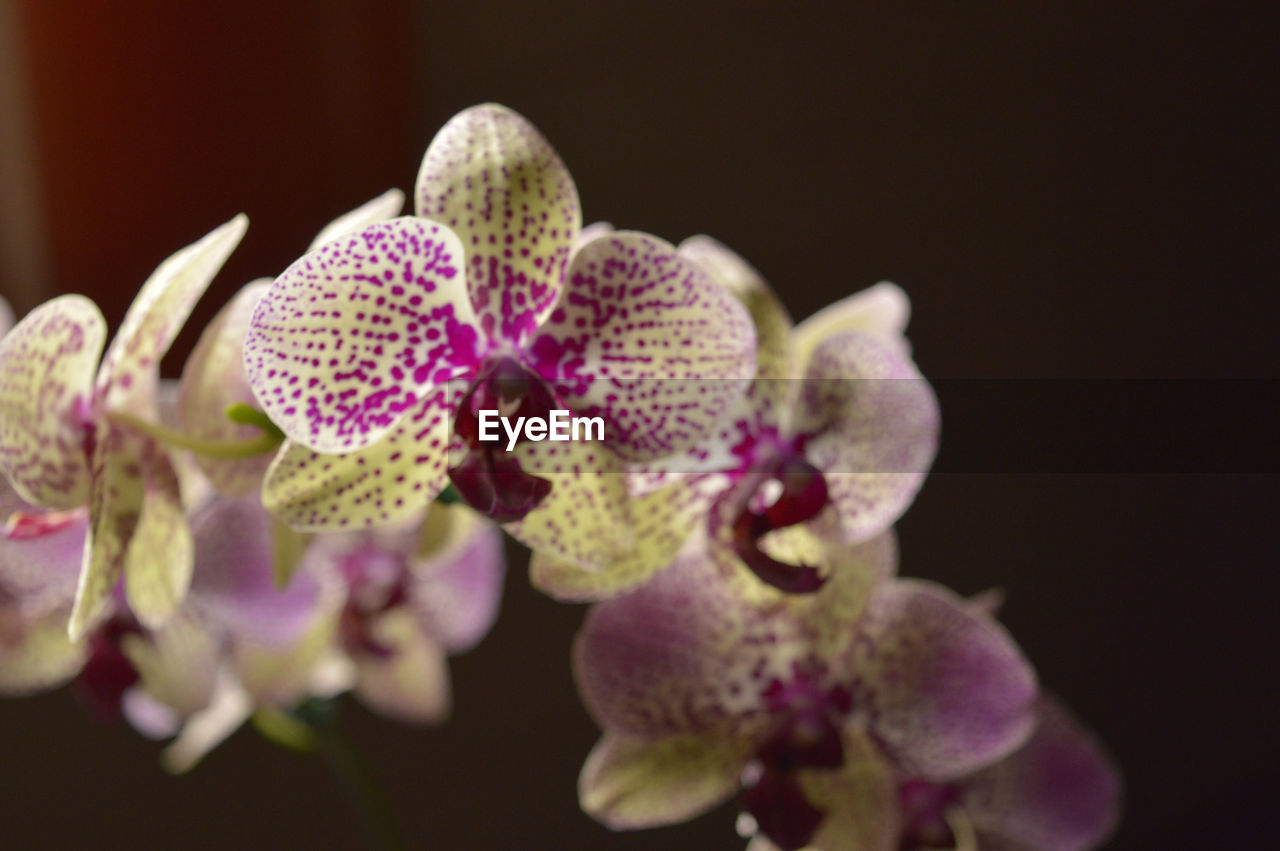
<box><xmin>0</xmin><ymin>217</ymin><xmax>247</xmax><ymax>638</ymax></box>
<box><xmin>244</xmin><ymin>104</ymin><xmax>756</xmax><ymax>536</ymax></box>
<box><xmin>573</xmin><ymin>533</ymin><xmax>1037</xmax><ymax>851</ymax></box>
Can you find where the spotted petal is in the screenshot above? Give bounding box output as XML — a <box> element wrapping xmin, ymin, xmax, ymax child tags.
<box><xmin>98</xmin><ymin>215</ymin><xmax>247</xmax><ymax>413</ymax></box>
<box><xmin>509</xmin><ymin>441</ymin><xmax>700</xmax><ymax>601</ymax></box>
<box><xmin>178</xmin><ymin>280</ymin><xmax>274</xmax><ymax>496</ymax></box>
<box><xmin>962</xmin><ymin>697</ymin><xmax>1122</xmax><ymax>851</ymax></box>
<box><xmin>849</xmin><ymin>579</ymin><xmax>1038</xmax><ymax>780</ymax></box>
<box><xmin>122</xmin><ymin>446</ymin><xmax>193</xmax><ymax>631</ymax></box>
<box><xmin>579</xmin><ymin>733</ymin><xmax>753</xmax><ymax>830</ymax></box>
<box><xmin>0</xmin><ymin>295</ymin><xmax>105</xmax><ymax>509</ymax></box>
<box><xmin>797</xmin><ymin>330</ymin><xmax>939</xmax><ymax>544</ymax></box>
<box><xmin>528</xmin><ymin>231</ymin><xmax>757</xmax><ymax>461</ymax></box>
<box><xmin>245</xmin><ymin>218</ymin><xmax>477</xmax><ymax>453</ymax></box>
<box><xmin>262</xmin><ymin>383</ymin><xmax>460</xmax><ymax>531</ymax></box>
<box><xmin>415</xmin><ymin>103</ymin><xmax>580</xmax><ymax>345</ymax></box>
<box><xmin>791</xmin><ymin>282</ymin><xmax>912</xmax><ymax>371</ymax></box>
<box><xmin>309</xmin><ymin>189</ymin><xmax>406</xmax><ymax>251</ymax></box>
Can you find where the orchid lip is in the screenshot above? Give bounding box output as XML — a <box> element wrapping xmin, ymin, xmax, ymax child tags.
<box><xmin>726</xmin><ymin>455</ymin><xmax>832</xmax><ymax>593</ymax></box>
<box><xmin>72</xmin><ymin>614</ymin><xmax>143</xmax><ymax>722</ymax></box>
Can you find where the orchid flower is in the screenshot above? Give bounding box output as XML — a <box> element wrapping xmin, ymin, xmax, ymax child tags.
<box><xmin>0</xmin><ymin>295</ymin><xmax>13</xmax><ymax>338</ymax></box>
<box><xmin>0</xmin><ymin>216</ymin><xmax>247</xmax><ymax>638</ymax></box>
<box><xmin>294</xmin><ymin>501</ymin><xmax>506</xmax><ymax>723</ymax></box>
<box><xmin>539</xmin><ymin>235</ymin><xmax>938</xmax><ymax>599</ymax></box>
<box><xmin>245</xmin><ymin>104</ymin><xmax>757</xmax><ymax>555</ymax></box>
<box><xmin>573</xmin><ymin>533</ymin><xmax>1037</xmax><ymax>851</ymax></box>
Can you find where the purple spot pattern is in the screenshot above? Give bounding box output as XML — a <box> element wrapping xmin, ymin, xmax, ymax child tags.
<box><xmin>244</xmin><ymin>218</ymin><xmax>479</xmax><ymax>454</ymax></box>
<box><xmin>0</xmin><ymin>295</ymin><xmax>105</xmax><ymax>510</ymax></box>
<box><xmin>416</xmin><ymin>104</ymin><xmax>580</xmax><ymax>346</ymax></box>
<box><xmin>263</xmin><ymin>383</ymin><xmax>463</xmax><ymax>531</ymax></box>
<box><xmin>528</xmin><ymin>232</ymin><xmax>757</xmax><ymax>461</ymax></box>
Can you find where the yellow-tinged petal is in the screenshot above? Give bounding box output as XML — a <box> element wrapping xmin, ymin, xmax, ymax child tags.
<box><xmin>0</xmin><ymin>605</ymin><xmax>85</xmax><ymax>695</ymax></box>
<box><xmin>796</xmin><ymin>730</ymin><xmax>900</xmax><ymax>851</ymax></box>
<box><xmin>98</xmin><ymin>215</ymin><xmax>247</xmax><ymax>413</ymax></box>
<box><xmin>0</xmin><ymin>294</ymin><xmax>105</xmax><ymax>509</ymax></box>
<box><xmin>579</xmin><ymin>733</ymin><xmax>753</xmax><ymax>830</ymax></box>
<box><xmin>120</xmin><ymin>613</ymin><xmax>219</xmax><ymax>717</ymax></box>
<box><xmin>123</xmin><ymin>451</ymin><xmax>193</xmax><ymax>629</ymax></box>
<box><xmin>354</xmin><ymin>607</ymin><xmax>450</xmax><ymax>723</ymax></box>
<box><xmin>234</xmin><ymin>587</ymin><xmax>342</xmax><ymax>707</ymax></box>
<box><xmin>160</xmin><ymin>670</ymin><xmax>253</xmax><ymax>773</ymax></box>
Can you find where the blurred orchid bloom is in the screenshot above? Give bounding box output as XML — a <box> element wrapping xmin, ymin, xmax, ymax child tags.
<box><xmin>178</xmin><ymin>190</ymin><xmax>406</xmax><ymax>499</ymax></box>
<box><xmin>539</xmin><ymin>235</ymin><xmax>938</xmax><ymax>599</ymax></box>
<box><xmin>0</xmin><ymin>217</ymin><xmax>247</xmax><ymax>638</ymax></box>
<box><xmin>0</xmin><ymin>296</ymin><xmax>13</xmax><ymax>338</ymax></box>
<box><xmin>246</xmin><ymin>104</ymin><xmax>756</xmax><ymax>547</ymax></box>
<box><xmin>573</xmin><ymin>534</ymin><xmax>1037</xmax><ymax>851</ymax></box>
<box><xmin>296</xmin><ymin>501</ymin><xmax>506</xmax><ymax>723</ymax></box>
<box><xmin>744</xmin><ymin>697</ymin><xmax>1121</xmax><ymax>851</ymax></box>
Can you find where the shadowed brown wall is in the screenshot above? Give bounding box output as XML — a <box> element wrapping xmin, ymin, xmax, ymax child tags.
<box><xmin>2</xmin><ymin>3</ymin><xmax>1278</xmax><ymax>849</ymax></box>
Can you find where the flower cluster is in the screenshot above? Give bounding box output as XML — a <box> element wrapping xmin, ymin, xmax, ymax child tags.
<box><xmin>0</xmin><ymin>105</ymin><xmax>1120</xmax><ymax>848</ymax></box>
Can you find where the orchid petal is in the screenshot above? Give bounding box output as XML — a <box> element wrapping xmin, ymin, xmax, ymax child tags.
<box><xmin>794</xmin><ymin>730</ymin><xmax>900</xmax><ymax>851</ymax></box>
<box><xmin>122</xmin><ymin>446</ymin><xmax>194</xmax><ymax>630</ymax></box>
<box><xmin>0</xmin><ymin>295</ymin><xmax>13</xmax><ymax>336</ymax></box>
<box><xmin>245</xmin><ymin>217</ymin><xmax>477</xmax><ymax>453</ymax></box>
<box><xmin>579</xmin><ymin>733</ymin><xmax>753</xmax><ymax>830</ymax></box>
<box><xmin>187</xmin><ymin>496</ymin><xmax>321</xmax><ymax>647</ymax></box>
<box><xmin>409</xmin><ymin>504</ymin><xmax>505</xmax><ymax>652</ymax></box>
<box><xmin>509</xmin><ymin>442</ymin><xmax>699</xmax><ymax>601</ymax></box>
<box><xmin>309</xmin><ymin>189</ymin><xmax>406</xmax><ymax>251</ymax></box>
<box><xmin>962</xmin><ymin>697</ymin><xmax>1122</xmax><ymax>851</ymax></box>
<box><xmin>234</xmin><ymin>590</ymin><xmax>342</xmax><ymax>707</ymax></box>
<box><xmin>850</xmin><ymin>579</ymin><xmax>1038</xmax><ymax>780</ymax></box>
<box><xmin>177</xmin><ymin>280</ymin><xmax>274</xmax><ymax>496</ymax></box>
<box><xmin>262</xmin><ymin>383</ymin><xmax>460</xmax><ymax>531</ymax></box>
<box><xmin>354</xmin><ymin>607</ymin><xmax>451</xmax><ymax>723</ymax></box>
<box><xmin>573</xmin><ymin>221</ymin><xmax>615</xmax><ymax>254</ymax></box>
<box><xmin>0</xmin><ymin>509</ymin><xmax>86</xmax><ymax>619</ymax></box>
<box><xmin>98</xmin><ymin>215</ymin><xmax>247</xmax><ymax>412</ymax></box>
<box><xmin>529</xmin><ymin>231</ymin><xmax>757</xmax><ymax>461</ymax></box>
<box><xmin>0</xmin><ymin>294</ymin><xmax>105</xmax><ymax>509</ymax></box>
<box><xmin>0</xmin><ymin>605</ymin><xmax>84</xmax><ymax>695</ymax></box>
<box><xmin>797</xmin><ymin>331</ymin><xmax>939</xmax><ymax>544</ymax></box>
<box><xmin>70</xmin><ymin>425</ymin><xmax>145</xmax><ymax>639</ymax></box>
<box><xmin>415</xmin><ymin>103</ymin><xmax>580</xmax><ymax>344</ymax></box>
<box><xmin>791</xmin><ymin>282</ymin><xmax>912</xmax><ymax>371</ymax></box>
<box><xmin>679</xmin><ymin>235</ymin><xmax>793</xmax><ymax>382</ymax></box>
<box><xmin>120</xmin><ymin>612</ymin><xmax>219</xmax><ymax>717</ymax></box>
<box><xmin>573</xmin><ymin>537</ymin><xmax>814</xmax><ymax>739</ymax></box>
<box><xmin>161</xmin><ymin>671</ymin><xmax>253</xmax><ymax>773</ymax></box>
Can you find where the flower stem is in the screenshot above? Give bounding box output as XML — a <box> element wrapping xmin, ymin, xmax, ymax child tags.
<box><xmin>105</xmin><ymin>409</ymin><xmax>283</xmax><ymax>459</ymax></box>
<box><xmin>294</xmin><ymin>698</ymin><xmax>406</xmax><ymax>851</ymax></box>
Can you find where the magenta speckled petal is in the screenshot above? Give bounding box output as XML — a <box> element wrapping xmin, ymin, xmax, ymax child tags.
<box><xmin>0</xmin><ymin>295</ymin><xmax>105</xmax><ymax>509</ymax></box>
<box><xmin>245</xmin><ymin>217</ymin><xmax>478</xmax><ymax>453</ymax></box>
<box><xmin>178</xmin><ymin>280</ymin><xmax>274</xmax><ymax>496</ymax></box>
<box><xmin>509</xmin><ymin>440</ymin><xmax>700</xmax><ymax>600</ymax></box>
<box><xmin>415</xmin><ymin>104</ymin><xmax>580</xmax><ymax>345</ymax></box>
<box><xmin>309</xmin><ymin>188</ymin><xmax>406</xmax><ymax>251</ymax></box>
<box><xmin>797</xmin><ymin>330</ymin><xmax>939</xmax><ymax>544</ymax></box>
<box><xmin>962</xmin><ymin>697</ymin><xmax>1122</xmax><ymax>851</ymax></box>
<box><xmin>98</xmin><ymin>215</ymin><xmax>247</xmax><ymax>413</ymax></box>
<box><xmin>262</xmin><ymin>383</ymin><xmax>460</xmax><ymax>531</ymax></box>
<box><xmin>409</xmin><ymin>504</ymin><xmax>505</xmax><ymax>653</ymax></box>
<box><xmin>529</xmin><ymin>231</ymin><xmax>757</xmax><ymax>461</ymax></box>
<box><xmin>188</xmin><ymin>496</ymin><xmax>322</xmax><ymax>647</ymax></box>
<box><xmin>573</xmin><ymin>538</ymin><xmax>819</xmax><ymax>739</ymax></box>
<box><xmin>579</xmin><ymin>733</ymin><xmax>753</xmax><ymax>830</ymax></box>
<box><xmin>850</xmin><ymin>579</ymin><xmax>1038</xmax><ymax>781</ymax></box>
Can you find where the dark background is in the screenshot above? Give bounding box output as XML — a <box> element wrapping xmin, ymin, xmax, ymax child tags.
<box><xmin>2</xmin><ymin>3</ymin><xmax>1277</xmax><ymax>848</ymax></box>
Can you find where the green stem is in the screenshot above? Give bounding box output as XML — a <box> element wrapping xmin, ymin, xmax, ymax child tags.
<box><xmin>105</xmin><ymin>410</ymin><xmax>282</xmax><ymax>459</ymax></box>
<box><xmin>295</xmin><ymin>699</ymin><xmax>406</xmax><ymax>851</ymax></box>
